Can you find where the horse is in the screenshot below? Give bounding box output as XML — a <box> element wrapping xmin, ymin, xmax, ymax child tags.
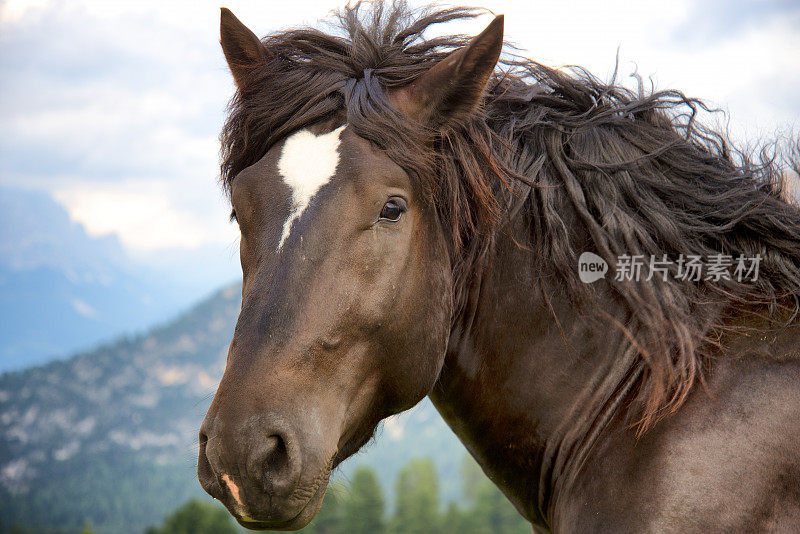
<box><xmin>198</xmin><ymin>2</ymin><xmax>800</xmax><ymax>531</ymax></box>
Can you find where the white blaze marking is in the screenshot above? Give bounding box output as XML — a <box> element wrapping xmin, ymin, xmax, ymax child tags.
<box><xmin>277</xmin><ymin>125</ymin><xmax>346</xmax><ymax>249</ymax></box>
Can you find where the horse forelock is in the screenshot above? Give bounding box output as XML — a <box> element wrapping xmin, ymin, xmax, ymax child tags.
<box><xmin>220</xmin><ymin>0</ymin><xmax>800</xmax><ymax>433</ymax></box>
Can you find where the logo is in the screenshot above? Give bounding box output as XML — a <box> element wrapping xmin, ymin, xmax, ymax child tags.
<box><xmin>578</xmin><ymin>252</ymin><xmax>608</xmax><ymax>283</ymax></box>
<box><xmin>576</xmin><ymin>252</ymin><xmax>760</xmax><ymax>284</ymax></box>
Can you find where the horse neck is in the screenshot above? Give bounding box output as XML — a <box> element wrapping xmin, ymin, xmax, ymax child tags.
<box><xmin>430</xmin><ymin>217</ymin><xmax>640</xmax><ymax>524</ymax></box>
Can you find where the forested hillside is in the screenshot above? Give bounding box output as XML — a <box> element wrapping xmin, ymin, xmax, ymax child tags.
<box><xmin>0</xmin><ymin>285</ymin><xmax>470</xmax><ymax>533</ymax></box>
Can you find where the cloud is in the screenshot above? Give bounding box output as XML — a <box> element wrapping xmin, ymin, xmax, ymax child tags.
<box><xmin>0</xmin><ymin>0</ymin><xmax>237</xmax><ymax>255</ymax></box>
<box><xmin>70</xmin><ymin>298</ymin><xmax>97</xmax><ymax>319</ymax></box>
<box><xmin>0</xmin><ymin>0</ymin><xmax>798</xmax><ymax>262</ymax></box>
<box><xmin>53</xmin><ymin>181</ymin><xmax>237</xmax><ymax>252</ymax></box>
<box><xmin>670</xmin><ymin>0</ymin><xmax>800</xmax><ymax>45</ymax></box>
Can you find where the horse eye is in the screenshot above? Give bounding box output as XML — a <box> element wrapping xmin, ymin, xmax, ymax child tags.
<box><xmin>379</xmin><ymin>199</ymin><xmax>405</xmax><ymax>221</ymax></box>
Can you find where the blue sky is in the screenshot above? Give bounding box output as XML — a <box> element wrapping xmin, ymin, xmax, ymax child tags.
<box><xmin>1</xmin><ymin>0</ymin><xmax>798</xmax><ymax>276</ymax></box>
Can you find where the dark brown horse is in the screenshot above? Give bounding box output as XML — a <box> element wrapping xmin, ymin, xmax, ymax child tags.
<box><xmin>198</xmin><ymin>2</ymin><xmax>800</xmax><ymax>531</ymax></box>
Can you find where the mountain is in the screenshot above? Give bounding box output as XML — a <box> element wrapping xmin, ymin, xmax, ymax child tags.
<box><xmin>0</xmin><ymin>284</ymin><xmax>467</xmax><ymax>534</ymax></box>
<box><xmin>0</xmin><ymin>186</ymin><xmax>238</xmax><ymax>372</ymax></box>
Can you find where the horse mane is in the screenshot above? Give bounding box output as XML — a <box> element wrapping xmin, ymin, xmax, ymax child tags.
<box><xmin>220</xmin><ymin>0</ymin><xmax>800</xmax><ymax>432</ymax></box>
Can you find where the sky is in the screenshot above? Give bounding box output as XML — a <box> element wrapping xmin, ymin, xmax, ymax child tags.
<box><xmin>1</xmin><ymin>0</ymin><xmax>798</xmax><ymax>279</ymax></box>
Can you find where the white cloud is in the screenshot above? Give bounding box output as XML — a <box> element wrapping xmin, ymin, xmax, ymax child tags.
<box><xmin>1</xmin><ymin>0</ymin><xmax>798</xmax><ymax>262</ymax></box>
<box><xmin>70</xmin><ymin>298</ymin><xmax>97</xmax><ymax>319</ymax></box>
<box><xmin>53</xmin><ymin>182</ymin><xmax>237</xmax><ymax>252</ymax></box>
<box><xmin>0</xmin><ymin>0</ymin><xmax>52</xmax><ymax>24</ymax></box>
<box><xmin>488</xmin><ymin>0</ymin><xmax>800</xmax><ymax>143</ymax></box>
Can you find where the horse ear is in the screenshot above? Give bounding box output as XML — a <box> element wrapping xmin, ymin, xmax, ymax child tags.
<box><xmin>394</xmin><ymin>15</ymin><xmax>504</xmax><ymax>125</ymax></box>
<box><xmin>220</xmin><ymin>7</ymin><xmax>268</xmax><ymax>88</ymax></box>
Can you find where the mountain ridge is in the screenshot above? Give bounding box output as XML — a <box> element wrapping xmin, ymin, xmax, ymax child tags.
<box><xmin>0</xmin><ymin>283</ymin><xmax>467</xmax><ymax>534</ymax></box>
<box><xmin>0</xmin><ymin>185</ymin><xmax>239</xmax><ymax>372</ymax></box>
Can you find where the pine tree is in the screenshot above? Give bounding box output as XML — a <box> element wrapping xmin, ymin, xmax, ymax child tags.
<box><xmin>305</xmin><ymin>481</ymin><xmax>346</xmax><ymax>534</ymax></box>
<box><xmin>459</xmin><ymin>455</ymin><xmax>530</xmax><ymax>534</ymax></box>
<box><xmin>342</xmin><ymin>466</ymin><xmax>385</xmax><ymax>534</ymax></box>
<box><xmin>439</xmin><ymin>502</ymin><xmax>468</xmax><ymax>534</ymax></box>
<box><xmin>145</xmin><ymin>498</ymin><xmax>237</xmax><ymax>534</ymax></box>
<box><xmin>390</xmin><ymin>458</ymin><xmax>441</xmax><ymax>534</ymax></box>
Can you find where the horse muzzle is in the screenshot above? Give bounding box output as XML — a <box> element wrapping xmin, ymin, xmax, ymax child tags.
<box><xmin>197</xmin><ymin>413</ymin><xmax>332</xmax><ymax>530</ymax></box>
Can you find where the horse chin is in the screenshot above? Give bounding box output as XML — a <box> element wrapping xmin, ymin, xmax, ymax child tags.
<box><xmin>231</xmin><ymin>479</ymin><xmax>328</xmax><ymax>532</ymax></box>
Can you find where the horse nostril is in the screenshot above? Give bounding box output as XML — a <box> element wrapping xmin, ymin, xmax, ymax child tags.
<box><xmin>198</xmin><ymin>430</ymin><xmax>223</xmax><ymax>500</ymax></box>
<box><xmin>259</xmin><ymin>433</ymin><xmax>300</xmax><ymax>496</ymax></box>
<box><xmin>264</xmin><ymin>435</ymin><xmax>288</xmax><ymax>470</ymax></box>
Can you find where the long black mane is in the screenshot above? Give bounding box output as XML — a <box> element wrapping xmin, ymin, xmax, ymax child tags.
<box><xmin>220</xmin><ymin>0</ymin><xmax>800</xmax><ymax>431</ymax></box>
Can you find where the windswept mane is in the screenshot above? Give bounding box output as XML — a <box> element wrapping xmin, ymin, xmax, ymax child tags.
<box><xmin>220</xmin><ymin>0</ymin><xmax>800</xmax><ymax>432</ymax></box>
